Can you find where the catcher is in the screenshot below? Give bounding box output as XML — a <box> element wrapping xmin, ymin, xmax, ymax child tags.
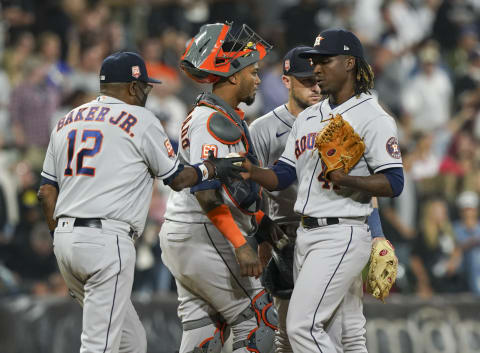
<box><xmin>237</xmin><ymin>28</ymin><xmax>404</xmax><ymax>352</ymax></box>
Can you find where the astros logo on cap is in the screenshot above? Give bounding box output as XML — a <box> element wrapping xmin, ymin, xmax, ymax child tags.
<box><xmin>131</xmin><ymin>65</ymin><xmax>140</xmax><ymax>79</ymax></box>
<box><xmin>284</xmin><ymin>59</ymin><xmax>290</xmax><ymax>72</ymax></box>
<box><xmin>314</xmin><ymin>35</ymin><xmax>324</xmax><ymax>46</ymax></box>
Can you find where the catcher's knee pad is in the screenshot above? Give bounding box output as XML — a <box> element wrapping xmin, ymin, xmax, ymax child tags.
<box><xmin>232</xmin><ymin>290</ymin><xmax>278</xmax><ymax>353</ymax></box>
<box><xmin>183</xmin><ymin>316</ymin><xmax>230</xmax><ymax>353</ymax></box>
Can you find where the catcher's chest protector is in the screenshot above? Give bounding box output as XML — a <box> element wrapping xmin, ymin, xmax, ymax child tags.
<box><xmin>197</xmin><ymin>92</ymin><xmax>262</xmax><ymax>214</ymax></box>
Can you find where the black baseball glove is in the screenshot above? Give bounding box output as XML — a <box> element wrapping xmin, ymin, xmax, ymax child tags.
<box><xmin>261</xmin><ymin>242</ymin><xmax>295</xmax><ymax>299</ymax></box>
<box><xmin>253</xmin><ymin>215</ymin><xmax>290</xmax><ymax>250</ymax></box>
<box><xmin>205</xmin><ymin>150</ymin><xmax>247</xmax><ymax>181</ymax></box>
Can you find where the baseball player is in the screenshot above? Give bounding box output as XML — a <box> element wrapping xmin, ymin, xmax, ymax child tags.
<box><xmin>37</xmin><ymin>51</ymin><xmax>243</xmax><ymax>353</ymax></box>
<box><xmin>239</xmin><ymin>29</ymin><xmax>404</xmax><ymax>352</ymax></box>
<box><xmin>250</xmin><ymin>45</ymin><xmax>394</xmax><ymax>353</ymax></box>
<box><xmin>249</xmin><ymin>45</ymin><xmax>321</xmax><ymax>352</ymax></box>
<box><xmin>159</xmin><ymin>23</ymin><xmax>280</xmax><ymax>353</ymax></box>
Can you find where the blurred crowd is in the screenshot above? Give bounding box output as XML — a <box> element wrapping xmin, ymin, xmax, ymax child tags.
<box><xmin>0</xmin><ymin>0</ymin><xmax>479</xmax><ymax>301</ymax></box>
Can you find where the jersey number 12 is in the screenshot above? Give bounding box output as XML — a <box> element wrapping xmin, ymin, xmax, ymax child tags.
<box><xmin>64</xmin><ymin>129</ymin><xmax>103</xmax><ymax>176</ymax></box>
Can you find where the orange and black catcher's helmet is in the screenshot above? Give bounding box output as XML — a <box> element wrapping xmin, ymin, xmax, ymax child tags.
<box><xmin>180</xmin><ymin>22</ymin><xmax>273</xmax><ymax>83</ymax></box>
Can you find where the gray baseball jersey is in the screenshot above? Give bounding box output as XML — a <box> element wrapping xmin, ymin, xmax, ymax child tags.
<box><xmin>164</xmin><ymin>105</ymin><xmax>254</xmax><ymax>233</ymax></box>
<box><xmin>41</xmin><ymin>95</ymin><xmax>179</xmax><ymax>234</ymax></box>
<box><xmin>250</xmin><ymin>104</ymin><xmax>298</xmax><ymax>220</ymax></box>
<box><xmin>160</xmin><ymin>100</ymin><xmax>265</xmax><ymax>351</ymax></box>
<box><xmin>279</xmin><ymin>93</ymin><xmax>403</xmax><ymax>217</ymax></box>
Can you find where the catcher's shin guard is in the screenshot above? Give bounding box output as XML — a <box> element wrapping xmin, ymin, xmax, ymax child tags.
<box><xmin>232</xmin><ymin>290</ymin><xmax>278</xmax><ymax>353</ymax></box>
<box><xmin>183</xmin><ymin>316</ymin><xmax>230</xmax><ymax>353</ymax></box>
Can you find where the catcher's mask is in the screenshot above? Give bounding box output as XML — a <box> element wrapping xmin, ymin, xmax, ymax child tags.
<box><xmin>180</xmin><ymin>22</ymin><xmax>272</xmax><ymax>83</ymax></box>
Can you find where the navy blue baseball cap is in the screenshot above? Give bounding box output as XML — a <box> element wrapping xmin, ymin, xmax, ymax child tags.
<box><xmin>300</xmin><ymin>29</ymin><xmax>364</xmax><ymax>59</ymax></box>
<box><xmin>283</xmin><ymin>46</ymin><xmax>315</xmax><ymax>77</ymax></box>
<box><xmin>100</xmin><ymin>52</ymin><xmax>162</xmax><ymax>84</ymax></box>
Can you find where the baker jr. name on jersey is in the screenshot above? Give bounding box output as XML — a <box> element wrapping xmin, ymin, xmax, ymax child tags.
<box><xmin>56</xmin><ymin>104</ymin><xmax>138</xmax><ymax>138</ymax></box>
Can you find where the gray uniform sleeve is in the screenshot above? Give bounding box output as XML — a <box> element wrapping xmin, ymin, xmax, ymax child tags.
<box><xmin>141</xmin><ymin>121</ymin><xmax>180</xmax><ymax>180</ymax></box>
<box><xmin>41</xmin><ymin>131</ymin><xmax>58</xmax><ymax>182</ymax></box>
<box><xmin>249</xmin><ymin>121</ymin><xmax>270</xmax><ymax>167</ymax></box>
<box><xmin>362</xmin><ymin>115</ymin><xmax>403</xmax><ymax>173</ymax></box>
<box><xmin>278</xmin><ymin>120</ymin><xmax>298</xmax><ymax>168</ymax></box>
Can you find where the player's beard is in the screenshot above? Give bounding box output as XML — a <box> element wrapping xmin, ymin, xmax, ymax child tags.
<box><xmin>243</xmin><ymin>93</ymin><xmax>256</xmax><ymax>106</ymax></box>
<box><xmin>291</xmin><ymin>87</ymin><xmax>310</xmax><ymax>110</ymax></box>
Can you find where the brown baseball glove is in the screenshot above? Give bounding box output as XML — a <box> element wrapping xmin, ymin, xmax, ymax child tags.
<box><xmin>314</xmin><ymin>114</ymin><xmax>365</xmax><ymax>179</ymax></box>
<box><xmin>367</xmin><ymin>238</ymin><xmax>398</xmax><ymax>302</ymax></box>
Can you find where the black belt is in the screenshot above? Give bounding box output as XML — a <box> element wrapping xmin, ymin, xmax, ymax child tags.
<box><xmin>301</xmin><ymin>216</ymin><xmax>339</xmax><ymax>230</ymax></box>
<box><xmin>72</xmin><ymin>218</ymin><xmax>136</xmax><ymax>239</ymax></box>
<box><xmin>74</xmin><ymin>218</ymin><xmax>102</xmax><ymax>228</ymax></box>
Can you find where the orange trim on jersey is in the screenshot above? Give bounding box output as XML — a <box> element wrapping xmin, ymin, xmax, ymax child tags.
<box><xmin>206</xmin><ymin>204</ymin><xmax>246</xmax><ymax>248</ymax></box>
<box><xmin>234</xmin><ymin>108</ymin><xmax>245</xmax><ymax>120</ymax></box>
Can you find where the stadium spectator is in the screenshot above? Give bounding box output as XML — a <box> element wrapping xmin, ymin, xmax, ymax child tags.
<box><xmin>401</xmin><ymin>42</ymin><xmax>452</xmax><ymax>134</ymax></box>
<box><xmin>453</xmin><ymin>191</ymin><xmax>480</xmax><ymax>295</ymax></box>
<box><xmin>3</xmin><ymin>222</ymin><xmax>61</xmax><ymax>296</ymax></box>
<box><xmin>68</xmin><ymin>42</ymin><xmax>106</xmax><ymax>93</ymax></box>
<box><xmin>37</xmin><ymin>31</ymin><xmax>71</xmax><ymax>91</ymax></box>
<box><xmin>2</xmin><ymin>31</ymin><xmax>35</xmax><ymax>87</ymax></box>
<box><xmin>9</xmin><ymin>57</ymin><xmax>60</xmax><ymax>151</ymax></box>
<box><xmin>410</xmin><ymin>196</ymin><xmax>465</xmax><ymax>298</ymax></box>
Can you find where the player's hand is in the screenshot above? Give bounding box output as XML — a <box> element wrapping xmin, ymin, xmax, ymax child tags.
<box><xmin>328</xmin><ymin>169</ymin><xmax>346</xmax><ymax>184</ymax></box>
<box><xmin>258</xmin><ymin>241</ymin><xmax>273</xmax><ymax>268</ymax></box>
<box><xmin>235</xmin><ymin>243</ymin><xmax>263</xmax><ymax>278</ymax></box>
<box><xmin>239</xmin><ymin>155</ymin><xmax>253</xmax><ymax>180</ymax></box>
<box><xmin>205</xmin><ymin>150</ymin><xmax>247</xmax><ymax>181</ymax></box>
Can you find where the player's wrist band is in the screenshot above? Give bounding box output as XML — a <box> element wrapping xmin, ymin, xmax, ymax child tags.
<box><xmin>192</xmin><ymin>163</ymin><xmax>210</xmax><ymax>182</ymax></box>
<box><xmin>368</xmin><ymin>208</ymin><xmax>384</xmax><ymax>238</ymax></box>
<box><xmin>206</xmin><ymin>204</ymin><xmax>246</xmax><ymax>248</ymax></box>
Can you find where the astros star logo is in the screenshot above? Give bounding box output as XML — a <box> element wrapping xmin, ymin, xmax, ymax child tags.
<box><xmin>314</xmin><ymin>35</ymin><xmax>324</xmax><ymax>46</ymax></box>
<box><xmin>386</xmin><ymin>137</ymin><xmax>401</xmax><ymax>159</ymax></box>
